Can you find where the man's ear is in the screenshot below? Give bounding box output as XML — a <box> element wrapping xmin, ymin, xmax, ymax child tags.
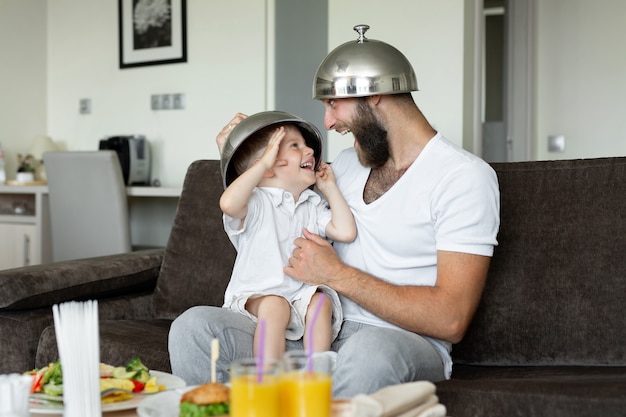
<box><xmin>368</xmin><ymin>95</ymin><xmax>382</xmax><ymax>105</ymax></box>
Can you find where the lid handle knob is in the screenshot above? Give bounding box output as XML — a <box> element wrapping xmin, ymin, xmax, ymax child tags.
<box><xmin>353</xmin><ymin>24</ymin><xmax>370</xmax><ymax>43</ymax></box>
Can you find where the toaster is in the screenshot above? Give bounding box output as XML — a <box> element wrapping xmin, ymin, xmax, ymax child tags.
<box><xmin>99</xmin><ymin>135</ymin><xmax>151</xmax><ymax>185</ymax></box>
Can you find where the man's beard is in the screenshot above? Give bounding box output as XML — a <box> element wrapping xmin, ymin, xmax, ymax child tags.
<box><xmin>351</xmin><ymin>100</ymin><xmax>389</xmax><ymax>168</ymax></box>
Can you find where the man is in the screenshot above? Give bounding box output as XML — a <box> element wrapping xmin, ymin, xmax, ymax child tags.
<box><xmin>169</xmin><ymin>25</ymin><xmax>500</xmax><ymax>397</ymax></box>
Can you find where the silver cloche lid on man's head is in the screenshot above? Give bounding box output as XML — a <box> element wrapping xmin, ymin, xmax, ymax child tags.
<box><xmin>220</xmin><ymin>111</ymin><xmax>324</xmax><ymax>189</ymax></box>
<box><xmin>313</xmin><ymin>24</ymin><xmax>418</xmax><ymax>100</ymax></box>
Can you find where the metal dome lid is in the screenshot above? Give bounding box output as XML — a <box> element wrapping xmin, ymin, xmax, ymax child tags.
<box><xmin>220</xmin><ymin>111</ymin><xmax>324</xmax><ymax>189</ymax></box>
<box><xmin>313</xmin><ymin>24</ymin><xmax>418</xmax><ymax>100</ymax></box>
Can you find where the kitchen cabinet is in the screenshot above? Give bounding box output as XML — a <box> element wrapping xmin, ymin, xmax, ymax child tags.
<box><xmin>0</xmin><ymin>223</ymin><xmax>37</xmax><ymax>268</ymax></box>
<box><xmin>0</xmin><ymin>185</ymin><xmax>51</xmax><ymax>268</ymax></box>
<box><xmin>0</xmin><ymin>184</ymin><xmax>180</xmax><ymax>269</ymax></box>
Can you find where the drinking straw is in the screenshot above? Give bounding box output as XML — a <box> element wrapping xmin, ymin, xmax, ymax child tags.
<box><xmin>306</xmin><ymin>293</ymin><xmax>327</xmax><ymax>373</ymax></box>
<box><xmin>211</xmin><ymin>338</ymin><xmax>219</xmax><ymax>383</ymax></box>
<box><xmin>257</xmin><ymin>318</ymin><xmax>266</xmax><ymax>383</ymax></box>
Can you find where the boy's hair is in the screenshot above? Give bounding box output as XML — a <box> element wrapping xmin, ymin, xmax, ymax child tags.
<box><xmin>232</xmin><ymin>124</ymin><xmax>285</xmax><ymax>176</ymax></box>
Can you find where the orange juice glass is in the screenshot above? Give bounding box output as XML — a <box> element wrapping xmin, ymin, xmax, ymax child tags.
<box><xmin>230</xmin><ymin>358</ymin><xmax>281</xmax><ymax>417</ymax></box>
<box><xmin>280</xmin><ymin>350</ymin><xmax>333</xmax><ymax>417</ymax></box>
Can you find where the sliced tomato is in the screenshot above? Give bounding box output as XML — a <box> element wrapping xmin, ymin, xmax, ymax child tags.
<box><xmin>131</xmin><ymin>379</ymin><xmax>145</xmax><ymax>393</ymax></box>
<box><xmin>30</xmin><ymin>373</ymin><xmax>44</xmax><ymax>393</ymax></box>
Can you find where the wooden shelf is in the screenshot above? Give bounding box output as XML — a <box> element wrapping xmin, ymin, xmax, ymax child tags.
<box><xmin>5</xmin><ymin>180</ymin><xmax>47</xmax><ymax>186</ymax></box>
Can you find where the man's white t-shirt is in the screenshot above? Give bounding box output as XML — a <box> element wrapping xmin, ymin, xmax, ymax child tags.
<box><xmin>331</xmin><ymin>133</ymin><xmax>500</xmax><ymax>378</ymax></box>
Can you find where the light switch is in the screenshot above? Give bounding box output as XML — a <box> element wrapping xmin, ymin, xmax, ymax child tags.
<box><xmin>173</xmin><ymin>93</ymin><xmax>185</xmax><ymax>109</ymax></box>
<box><xmin>161</xmin><ymin>94</ymin><xmax>172</xmax><ymax>110</ymax></box>
<box><xmin>548</xmin><ymin>135</ymin><xmax>565</xmax><ymax>153</ymax></box>
<box><xmin>79</xmin><ymin>98</ymin><xmax>91</xmax><ymax>114</ymax></box>
<box><xmin>151</xmin><ymin>94</ymin><xmax>160</xmax><ymax>110</ymax></box>
<box><xmin>150</xmin><ymin>93</ymin><xmax>184</xmax><ymax>110</ymax></box>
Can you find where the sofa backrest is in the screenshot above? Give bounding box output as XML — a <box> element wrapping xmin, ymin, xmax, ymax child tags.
<box><xmin>453</xmin><ymin>157</ymin><xmax>626</xmax><ymax>366</ymax></box>
<box><xmin>153</xmin><ymin>160</ymin><xmax>236</xmax><ymax>319</ymax></box>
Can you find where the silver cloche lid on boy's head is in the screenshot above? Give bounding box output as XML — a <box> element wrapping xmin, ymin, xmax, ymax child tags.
<box><xmin>220</xmin><ymin>111</ymin><xmax>324</xmax><ymax>189</ymax></box>
<box><xmin>312</xmin><ymin>24</ymin><xmax>418</xmax><ymax>100</ymax></box>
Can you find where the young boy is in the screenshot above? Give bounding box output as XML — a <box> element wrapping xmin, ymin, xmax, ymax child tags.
<box><xmin>219</xmin><ymin>112</ymin><xmax>356</xmax><ymax>361</ymax></box>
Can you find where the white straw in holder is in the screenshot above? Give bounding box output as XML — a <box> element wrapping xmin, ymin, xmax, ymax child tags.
<box><xmin>52</xmin><ymin>300</ymin><xmax>101</xmax><ymax>417</ymax></box>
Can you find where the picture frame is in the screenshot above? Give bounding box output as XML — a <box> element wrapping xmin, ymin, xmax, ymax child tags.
<box><xmin>118</xmin><ymin>0</ymin><xmax>187</xmax><ymax>69</ymax></box>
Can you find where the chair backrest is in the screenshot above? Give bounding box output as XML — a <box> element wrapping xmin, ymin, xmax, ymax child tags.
<box><xmin>44</xmin><ymin>151</ymin><xmax>132</xmax><ymax>262</ymax></box>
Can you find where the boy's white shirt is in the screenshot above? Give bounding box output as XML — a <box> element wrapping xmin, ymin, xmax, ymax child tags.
<box><xmin>222</xmin><ymin>187</ymin><xmax>342</xmax><ymax>340</ymax></box>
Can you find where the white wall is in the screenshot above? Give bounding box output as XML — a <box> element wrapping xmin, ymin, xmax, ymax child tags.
<box><xmin>0</xmin><ymin>0</ymin><xmax>47</xmax><ymax>177</ymax></box>
<box><xmin>325</xmin><ymin>0</ymin><xmax>466</xmax><ymax>160</ymax></box>
<box><xmin>1</xmin><ymin>0</ymin><xmax>624</xmax><ymax>189</ymax></box>
<box><xmin>44</xmin><ymin>0</ymin><xmax>268</xmax><ymax>187</ymax></box>
<box><xmin>535</xmin><ymin>0</ymin><xmax>626</xmax><ymax>160</ymax></box>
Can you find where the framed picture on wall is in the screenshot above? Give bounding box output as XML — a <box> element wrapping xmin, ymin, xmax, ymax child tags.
<box><xmin>118</xmin><ymin>0</ymin><xmax>187</xmax><ymax>69</ymax></box>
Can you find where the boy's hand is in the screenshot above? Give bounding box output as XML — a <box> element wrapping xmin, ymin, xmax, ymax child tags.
<box><xmin>257</xmin><ymin>127</ymin><xmax>287</xmax><ymax>170</ymax></box>
<box><xmin>315</xmin><ymin>162</ymin><xmax>337</xmax><ymax>192</ymax></box>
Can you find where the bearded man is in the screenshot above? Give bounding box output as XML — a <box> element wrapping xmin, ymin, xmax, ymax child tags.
<box><xmin>169</xmin><ymin>25</ymin><xmax>500</xmax><ymax>398</ymax></box>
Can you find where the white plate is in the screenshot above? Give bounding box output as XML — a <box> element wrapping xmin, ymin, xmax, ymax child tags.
<box><xmin>137</xmin><ymin>386</ymin><xmax>196</xmax><ymax>417</ymax></box>
<box><xmin>28</xmin><ymin>371</ymin><xmax>186</xmax><ymax>414</ymax></box>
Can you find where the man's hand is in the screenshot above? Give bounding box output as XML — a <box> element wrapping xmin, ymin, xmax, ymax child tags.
<box><xmin>285</xmin><ymin>230</ymin><xmax>491</xmax><ymax>345</ymax></box>
<box><xmin>216</xmin><ymin>113</ymin><xmax>248</xmax><ymax>155</ymax></box>
<box><xmin>284</xmin><ymin>228</ymin><xmax>345</xmax><ymax>287</ymax></box>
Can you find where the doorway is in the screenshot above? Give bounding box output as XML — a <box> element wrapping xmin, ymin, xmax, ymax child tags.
<box><xmin>482</xmin><ymin>0</ymin><xmax>506</xmax><ymax>162</ymax></box>
<box><xmin>479</xmin><ymin>0</ymin><xmax>534</xmax><ymax>162</ymax></box>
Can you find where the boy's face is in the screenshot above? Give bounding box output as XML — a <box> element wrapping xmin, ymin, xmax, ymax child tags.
<box><xmin>273</xmin><ymin>125</ymin><xmax>317</xmax><ymax>191</ymax></box>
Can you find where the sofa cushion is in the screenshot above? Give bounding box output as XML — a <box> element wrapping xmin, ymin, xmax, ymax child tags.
<box><xmin>0</xmin><ymin>308</ymin><xmax>54</xmax><ymax>373</ymax></box>
<box><xmin>0</xmin><ymin>249</ymin><xmax>163</xmax><ymax>311</ymax></box>
<box><xmin>36</xmin><ymin>319</ymin><xmax>172</xmax><ymax>373</ymax></box>
<box><xmin>34</xmin><ymin>291</ymin><xmax>157</xmax><ymax>369</ymax></box>
<box><xmin>436</xmin><ymin>365</ymin><xmax>626</xmax><ymax>417</ymax></box>
<box><xmin>0</xmin><ymin>249</ymin><xmax>163</xmax><ymax>310</ymax></box>
<box><xmin>453</xmin><ymin>157</ymin><xmax>626</xmax><ymax>366</ymax></box>
<box><xmin>154</xmin><ymin>160</ymin><xmax>235</xmax><ymax>320</ymax></box>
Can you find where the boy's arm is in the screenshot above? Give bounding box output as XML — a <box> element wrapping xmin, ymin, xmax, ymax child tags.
<box><xmin>316</xmin><ymin>162</ymin><xmax>357</xmax><ymax>243</ymax></box>
<box><xmin>219</xmin><ymin>158</ymin><xmax>267</xmax><ymax>219</ymax></box>
<box><xmin>219</xmin><ymin>127</ymin><xmax>285</xmax><ymax>219</ymax></box>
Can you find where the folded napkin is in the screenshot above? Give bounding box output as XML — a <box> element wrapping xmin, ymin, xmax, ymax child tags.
<box><xmin>333</xmin><ymin>381</ymin><xmax>447</xmax><ymax>417</ymax></box>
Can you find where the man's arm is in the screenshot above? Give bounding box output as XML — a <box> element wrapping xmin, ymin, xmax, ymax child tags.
<box><xmin>216</xmin><ymin>113</ymin><xmax>248</xmax><ymax>154</ymax></box>
<box><xmin>284</xmin><ymin>229</ymin><xmax>490</xmax><ymax>344</ymax></box>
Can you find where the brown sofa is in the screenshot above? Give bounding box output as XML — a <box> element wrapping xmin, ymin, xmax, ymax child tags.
<box><xmin>0</xmin><ymin>157</ymin><xmax>624</xmax><ymax>417</ymax></box>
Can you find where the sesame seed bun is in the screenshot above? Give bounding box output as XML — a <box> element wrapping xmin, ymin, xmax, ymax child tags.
<box><xmin>181</xmin><ymin>382</ymin><xmax>230</xmax><ymax>405</ymax></box>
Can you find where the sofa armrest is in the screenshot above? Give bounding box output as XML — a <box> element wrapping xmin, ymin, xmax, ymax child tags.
<box><xmin>0</xmin><ymin>249</ymin><xmax>164</xmax><ymax>311</ymax></box>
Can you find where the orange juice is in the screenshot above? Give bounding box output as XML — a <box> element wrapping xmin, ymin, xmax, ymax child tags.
<box><xmin>280</xmin><ymin>371</ymin><xmax>332</xmax><ymax>417</ymax></box>
<box><xmin>230</xmin><ymin>374</ymin><xmax>281</xmax><ymax>417</ymax></box>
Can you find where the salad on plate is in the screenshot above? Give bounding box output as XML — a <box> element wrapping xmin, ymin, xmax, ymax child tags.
<box><xmin>26</xmin><ymin>356</ymin><xmax>166</xmax><ymax>404</ymax></box>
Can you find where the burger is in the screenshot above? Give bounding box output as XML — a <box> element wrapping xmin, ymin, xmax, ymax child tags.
<box><xmin>179</xmin><ymin>382</ymin><xmax>230</xmax><ymax>417</ymax></box>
